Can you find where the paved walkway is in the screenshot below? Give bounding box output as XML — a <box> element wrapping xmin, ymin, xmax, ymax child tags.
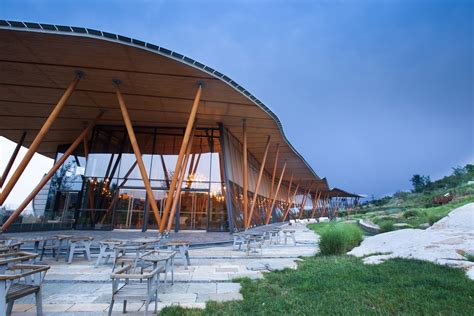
<box><xmin>11</xmin><ymin>223</ymin><xmax>317</xmax><ymax>315</ymax></box>
<box><xmin>349</xmin><ymin>203</ymin><xmax>474</xmax><ymax>280</ymax></box>
<box><xmin>4</xmin><ymin>230</ymin><xmax>232</xmax><ymax>247</ymax></box>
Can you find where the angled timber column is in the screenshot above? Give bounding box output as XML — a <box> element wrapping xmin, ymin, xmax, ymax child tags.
<box><xmin>267</xmin><ymin>143</ymin><xmax>280</xmax><ymax>210</ymax></box>
<box><xmin>242</xmin><ymin>119</ymin><xmax>249</xmax><ymax>229</ymax></box>
<box><xmin>247</xmin><ymin>135</ymin><xmax>271</xmax><ymax>228</ymax></box>
<box><xmin>283</xmin><ymin>182</ymin><xmax>299</xmax><ymax>221</ymax></box>
<box><xmin>160</xmin><ymin>83</ymin><xmax>203</xmax><ymax>233</ymax></box>
<box><xmin>1</xmin><ymin>111</ymin><xmax>103</xmax><ymax>232</ymax></box>
<box><xmin>166</xmin><ymin>126</ymin><xmax>196</xmax><ymax>232</ymax></box>
<box><xmin>0</xmin><ymin>71</ymin><xmax>83</xmax><ymax>205</ymax></box>
<box><xmin>311</xmin><ymin>190</ymin><xmax>322</xmax><ymax>218</ymax></box>
<box><xmin>265</xmin><ymin>161</ymin><xmax>286</xmax><ymax>224</ymax></box>
<box><xmin>298</xmin><ymin>182</ymin><xmax>313</xmax><ymax>220</ymax></box>
<box><xmin>114</xmin><ymin>80</ymin><xmax>161</xmax><ymax>228</ymax></box>
<box><xmin>0</xmin><ymin>131</ymin><xmax>27</xmax><ymax>189</ymax></box>
<box><xmin>282</xmin><ymin>174</ymin><xmax>293</xmax><ymax>221</ymax></box>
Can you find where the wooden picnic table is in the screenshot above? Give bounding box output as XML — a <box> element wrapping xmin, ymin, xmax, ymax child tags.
<box><xmin>129</xmin><ymin>237</ymin><xmax>161</xmax><ymax>248</ymax></box>
<box><xmin>140</xmin><ymin>250</ymin><xmax>177</xmax><ymax>285</ymax></box>
<box><xmin>95</xmin><ymin>239</ymin><xmax>127</xmax><ymax>267</ymax></box>
<box><xmin>40</xmin><ymin>234</ymin><xmax>73</xmax><ymax>261</ymax></box>
<box><xmin>0</xmin><ymin>251</ymin><xmax>38</xmax><ymax>272</ymax></box>
<box><xmin>4</xmin><ymin>236</ymin><xmax>51</xmax><ymax>254</ymax></box>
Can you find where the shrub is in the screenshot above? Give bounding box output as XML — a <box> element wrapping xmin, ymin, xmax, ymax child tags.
<box><xmin>403</xmin><ymin>210</ymin><xmax>420</xmax><ymax>218</ymax></box>
<box><xmin>465</xmin><ymin>253</ymin><xmax>474</xmax><ymax>262</ymax></box>
<box><xmin>319</xmin><ymin>223</ymin><xmax>363</xmax><ymax>255</ymax></box>
<box><xmin>378</xmin><ymin>220</ymin><xmax>395</xmax><ymax>233</ymax></box>
<box><xmin>428</xmin><ymin>214</ymin><xmax>443</xmax><ymax>226</ymax></box>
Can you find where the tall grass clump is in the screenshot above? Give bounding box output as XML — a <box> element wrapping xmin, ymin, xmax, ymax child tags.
<box><xmin>319</xmin><ymin>223</ymin><xmax>363</xmax><ymax>255</ymax></box>
<box><xmin>378</xmin><ymin>220</ymin><xmax>395</xmax><ymax>233</ymax></box>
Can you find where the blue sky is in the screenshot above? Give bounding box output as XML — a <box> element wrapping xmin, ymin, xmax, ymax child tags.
<box><xmin>1</xmin><ymin>0</ymin><xmax>473</xmax><ymax>201</ymax></box>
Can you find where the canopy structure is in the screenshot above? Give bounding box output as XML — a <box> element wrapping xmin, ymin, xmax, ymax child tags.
<box><xmin>0</xmin><ymin>20</ymin><xmax>362</xmax><ymax>233</ymax></box>
<box><xmin>0</xmin><ymin>20</ymin><xmax>320</xmax><ymax>190</ymax></box>
<box><xmin>322</xmin><ymin>188</ymin><xmax>362</xmax><ymax>199</ymax></box>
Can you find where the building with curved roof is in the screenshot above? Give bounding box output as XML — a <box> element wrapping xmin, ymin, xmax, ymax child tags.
<box><xmin>0</xmin><ymin>21</ymin><xmax>356</xmax><ymax>233</ymax></box>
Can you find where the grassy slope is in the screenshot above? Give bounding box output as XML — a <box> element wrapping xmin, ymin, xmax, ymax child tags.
<box><xmin>161</xmin><ymin>256</ymin><xmax>474</xmax><ymax>315</ymax></box>
<box><xmin>352</xmin><ymin>184</ymin><xmax>474</xmax><ymax>228</ymax></box>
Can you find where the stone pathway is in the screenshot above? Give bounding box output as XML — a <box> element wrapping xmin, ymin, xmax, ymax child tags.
<box><xmin>349</xmin><ymin>203</ymin><xmax>474</xmax><ymax>280</ymax></box>
<box><xmin>11</xmin><ymin>223</ymin><xmax>317</xmax><ymax>315</ymax></box>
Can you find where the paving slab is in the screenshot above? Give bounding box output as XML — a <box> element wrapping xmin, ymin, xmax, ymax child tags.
<box><xmin>10</xmin><ymin>222</ymin><xmax>317</xmax><ymax>314</ymax></box>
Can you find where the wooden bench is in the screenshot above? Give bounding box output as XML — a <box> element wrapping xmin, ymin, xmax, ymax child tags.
<box><xmin>108</xmin><ymin>264</ymin><xmax>160</xmax><ymax>316</ymax></box>
<box><xmin>0</xmin><ymin>264</ymin><xmax>50</xmax><ymax>316</ymax></box>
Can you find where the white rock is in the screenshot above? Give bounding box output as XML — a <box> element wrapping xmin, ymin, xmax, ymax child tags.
<box><xmin>319</xmin><ymin>217</ymin><xmax>329</xmax><ymax>223</ymax></box>
<box><xmin>349</xmin><ymin>203</ymin><xmax>474</xmax><ymax>280</ymax></box>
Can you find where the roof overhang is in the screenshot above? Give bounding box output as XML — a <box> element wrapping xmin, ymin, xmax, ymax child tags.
<box><xmin>0</xmin><ymin>20</ymin><xmax>322</xmax><ymax>190</ymax></box>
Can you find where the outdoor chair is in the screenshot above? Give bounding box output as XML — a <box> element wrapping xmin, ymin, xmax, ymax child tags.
<box><xmin>264</xmin><ymin>229</ymin><xmax>281</xmax><ymax>245</ymax></box>
<box><xmin>112</xmin><ymin>244</ymin><xmax>147</xmax><ymax>272</ymax></box>
<box><xmin>0</xmin><ymin>263</ymin><xmax>50</xmax><ymax>316</ymax></box>
<box><xmin>140</xmin><ymin>250</ymin><xmax>176</xmax><ymax>286</ymax></box>
<box><xmin>108</xmin><ymin>264</ymin><xmax>160</xmax><ymax>316</ymax></box>
<box><xmin>246</xmin><ymin>235</ymin><xmax>264</xmax><ymax>256</ymax></box>
<box><xmin>232</xmin><ymin>233</ymin><xmax>246</xmax><ymax>251</ymax></box>
<box><xmin>282</xmin><ymin>229</ymin><xmax>297</xmax><ymax>245</ymax></box>
<box><xmin>166</xmin><ymin>241</ymin><xmax>191</xmax><ymax>269</ymax></box>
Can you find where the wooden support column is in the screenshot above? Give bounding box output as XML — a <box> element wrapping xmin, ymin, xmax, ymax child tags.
<box><xmin>83</xmin><ymin>131</ymin><xmax>90</xmax><ymax>160</ymax></box>
<box><xmin>247</xmin><ymin>135</ymin><xmax>271</xmax><ymax>228</ymax></box>
<box><xmin>267</xmin><ymin>143</ymin><xmax>280</xmax><ymax>210</ymax></box>
<box><xmin>166</xmin><ymin>127</ymin><xmax>196</xmax><ymax>232</ymax></box>
<box><xmin>283</xmin><ymin>183</ymin><xmax>299</xmax><ymax>221</ymax></box>
<box><xmin>242</xmin><ymin>119</ymin><xmax>249</xmax><ymax>229</ymax></box>
<box><xmin>265</xmin><ymin>161</ymin><xmax>286</xmax><ymax>224</ymax></box>
<box><xmin>311</xmin><ymin>191</ymin><xmax>322</xmax><ymax>218</ymax></box>
<box><xmin>1</xmin><ymin>111</ymin><xmax>103</xmax><ymax>232</ymax></box>
<box><xmin>160</xmin><ymin>155</ymin><xmax>170</xmax><ymax>189</ymax></box>
<box><xmin>0</xmin><ymin>131</ymin><xmax>27</xmax><ymax>189</ymax></box>
<box><xmin>160</xmin><ymin>83</ymin><xmax>203</xmax><ymax>232</ymax></box>
<box><xmin>114</xmin><ymin>82</ymin><xmax>161</xmax><ymax>228</ymax></box>
<box><xmin>0</xmin><ymin>72</ymin><xmax>83</xmax><ymax>205</ymax></box>
<box><xmin>298</xmin><ymin>183</ymin><xmax>313</xmax><ymax>220</ymax></box>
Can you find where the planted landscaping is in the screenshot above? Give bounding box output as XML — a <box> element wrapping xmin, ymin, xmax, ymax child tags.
<box><xmin>161</xmin><ymin>256</ymin><xmax>474</xmax><ymax>315</ymax></box>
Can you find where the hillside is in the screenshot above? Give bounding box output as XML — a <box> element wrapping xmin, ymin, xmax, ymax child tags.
<box><xmin>351</xmin><ymin>164</ymin><xmax>474</xmax><ymax>232</ymax></box>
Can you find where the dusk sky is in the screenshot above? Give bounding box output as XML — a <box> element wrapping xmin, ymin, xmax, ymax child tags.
<box><xmin>1</xmin><ymin>0</ymin><xmax>473</xmax><ymax>207</ymax></box>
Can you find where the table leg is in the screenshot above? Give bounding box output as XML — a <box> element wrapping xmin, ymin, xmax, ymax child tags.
<box><xmin>95</xmin><ymin>244</ymin><xmax>106</xmax><ymax>267</ymax></box>
<box><xmin>68</xmin><ymin>242</ymin><xmax>76</xmax><ymax>264</ymax></box>
<box><xmin>84</xmin><ymin>241</ymin><xmax>91</xmax><ymax>261</ymax></box>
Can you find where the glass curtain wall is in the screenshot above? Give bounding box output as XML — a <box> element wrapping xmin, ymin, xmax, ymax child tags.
<box><xmin>68</xmin><ymin>125</ymin><xmax>227</xmax><ymax>231</ymax></box>
<box><xmin>221</xmin><ymin>128</ymin><xmax>288</xmax><ymax>231</ymax></box>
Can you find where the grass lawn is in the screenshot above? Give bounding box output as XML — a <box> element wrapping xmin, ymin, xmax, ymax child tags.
<box><xmin>161</xmin><ymin>256</ymin><xmax>474</xmax><ymax>315</ymax></box>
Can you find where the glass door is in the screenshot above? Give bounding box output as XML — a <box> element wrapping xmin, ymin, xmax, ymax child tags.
<box><xmin>50</xmin><ymin>191</ymin><xmax>78</xmax><ymax>224</ymax></box>
<box><xmin>178</xmin><ymin>191</ymin><xmax>209</xmax><ymax>230</ymax></box>
<box><xmin>114</xmin><ymin>189</ymin><xmax>146</xmax><ymax>229</ymax></box>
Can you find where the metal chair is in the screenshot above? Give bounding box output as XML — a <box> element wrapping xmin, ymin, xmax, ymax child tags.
<box><xmin>108</xmin><ymin>264</ymin><xmax>160</xmax><ymax>316</ymax></box>
<box><xmin>0</xmin><ymin>264</ymin><xmax>50</xmax><ymax>316</ymax></box>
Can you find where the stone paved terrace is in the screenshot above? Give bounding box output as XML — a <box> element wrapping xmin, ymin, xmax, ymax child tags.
<box><xmin>9</xmin><ymin>223</ymin><xmax>317</xmax><ymax>315</ymax></box>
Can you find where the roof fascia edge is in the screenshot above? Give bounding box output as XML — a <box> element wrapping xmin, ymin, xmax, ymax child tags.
<box><xmin>0</xmin><ymin>20</ymin><xmax>321</xmax><ymax>181</ymax></box>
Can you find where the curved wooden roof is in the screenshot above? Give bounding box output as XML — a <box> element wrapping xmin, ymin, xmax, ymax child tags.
<box><xmin>0</xmin><ymin>20</ymin><xmax>322</xmax><ymax>189</ymax></box>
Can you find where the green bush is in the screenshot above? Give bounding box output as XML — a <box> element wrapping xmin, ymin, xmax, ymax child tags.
<box><xmin>403</xmin><ymin>210</ymin><xmax>421</xmax><ymax>218</ymax></box>
<box><xmin>465</xmin><ymin>253</ymin><xmax>474</xmax><ymax>262</ymax></box>
<box><xmin>379</xmin><ymin>220</ymin><xmax>395</xmax><ymax>233</ymax></box>
<box><xmin>428</xmin><ymin>214</ymin><xmax>443</xmax><ymax>226</ymax></box>
<box><xmin>319</xmin><ymin>223</ymin><xmax>363</xmax><ymax>255</ymax></box>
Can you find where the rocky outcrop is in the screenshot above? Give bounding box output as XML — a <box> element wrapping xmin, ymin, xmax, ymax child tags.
<box><xmin>349</xmin><ymin>203</ymin><xmax>474</xmax><ymax>280</ymax></box>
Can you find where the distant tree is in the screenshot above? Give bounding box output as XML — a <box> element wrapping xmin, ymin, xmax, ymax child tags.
<box><xmin>465</xmin><ymin>164</ymin><xmax>474</xmax><ymax>175</ymax></box>
<box><xmin>411</xmin><ymin>175</ymin><xmax>425</xmax><ymax>193</ymax></box>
